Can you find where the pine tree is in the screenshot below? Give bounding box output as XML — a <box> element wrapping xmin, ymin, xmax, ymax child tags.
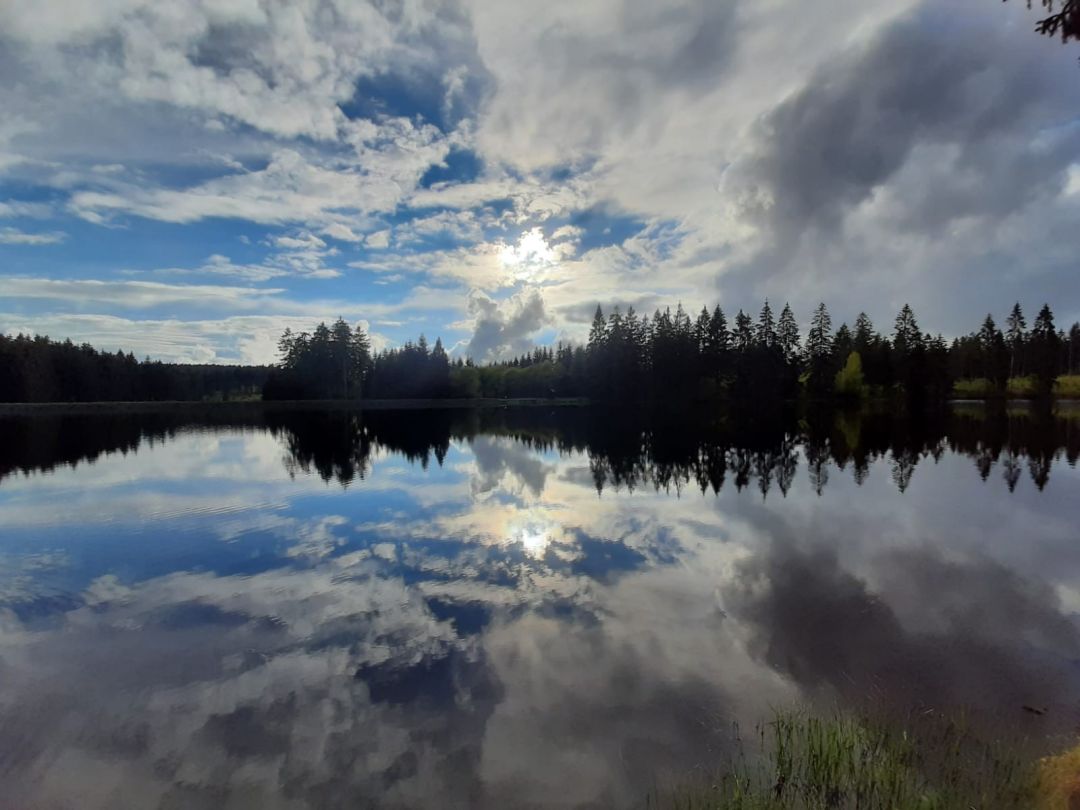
<box><xmin>805</xmin><ymin>303</ymin><xmax>834</xmax><ymax>396</ymax></box>
<box><xmin>330</xmin><ymin>318</ymin><xmax>353</xmax><ymax>397</ymax></box>
<box><xmin>893</xmin><ymin>305</ymin><xmax>922</xmax><ymax>357</ymax></box>
<box><xmin>734</xmin><ymin>310</ymin><xmax>754</xmax><ymax>352</ymax></box>
<box><xmin>707</xmin><ymin>305</ymin><xmax>730</xmax><ymax>382</ymax></box>
<box><xmin>853</xmin><ymin>313</ymin><xmax>875</xmax><ymax>353</ymax></box>
<box><xmin>694</xmin><ymin>307</ymin><xmax>711</xmax><ymax>355</ymax></box>
<box><xmin>1068</xmin><ymin>322</ymin><xmax>1080</xmax><ymax>375</ymax></box>
<box><xmin>588</xmin><ymin>305</ymin><xmax>608</xmax><ymax>351</ymax></box>
<box><xmin>757</xmin><ymin>300</ymin><xmax>776</xmax><ymax>349</ymax></box>
<box><xmin>777</xmin><ymin>303</ymin><xmax>800</xmax><ymax>364</ymax></box>
<box><xmin>833</xmin><ymin>323</ymin><xmax>853</xmax><ymax>365</ymax></box>
<box><xmin>806</xmin><ymin>303</ymin><xmax>833</xmax><ymax>361</ymax></box>
<box><xmin>892</xmin><ymin>305</ymin><xmax>927</xmax><ymax>398</ymax></box>
<box><xmin>1006</xmin><ymin>303</ymin><xmax>1027</xmax><ymax>378</ymax></box>
<box><xmin>352</xmin><ymin>324</ymin><xmax>372</xmax><ymax>394</ymax></box>
<box><xmin>978</xmin><ymin>315</ymin><xmax>1009</xmax><ymax>390</ymax></box>
<box><xmin>1030</xmin><ymin>303</ymin><xmax>1061</xmax><ymax>396</ymax></box>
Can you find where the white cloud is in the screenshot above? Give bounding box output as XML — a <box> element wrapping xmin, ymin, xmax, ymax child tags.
<box><xmin>269</xmin><ymin>231</ymin><xmax>326</xmax><ymax>251</ymax></box>
<box><xmin>69</xmin><ymin>142</ymin><xmax>445</xmax><ymax>228</ymax></box>
<box><xmin>0</xmin><ymin>0</ymin><xmax>1078</xmax><ymax>345</ymax></box>
<box><xmin>0</xmin><ymin>227</ymin><xmax>66</xmax><ymax>245</ymax></box>
<box><xmin>365</xmin><ymin>229</ymin><xmax>391</xmax><ymax>249</ymax></box>
<box><xmin>321</xmin><ymin>222</ymin><xmax>362</xmax><ymax>242</ymax></box>
<box><xmin>0</xmin><ymin>0</ymin><xmax>469</xmax><ymax>142</ymax></box>
<box><xmin>0</xmin><ymin>201</ymin><xmax>52</xmax><ymax>218</ymax></box>
<box><xmin>1</xmin><ymin>277</ymin><xmax>284</xmax><ymax>309</ymax></box>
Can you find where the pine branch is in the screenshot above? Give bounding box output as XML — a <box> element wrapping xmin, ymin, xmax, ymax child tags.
<box><xmin>1020</xmin><ymin>0</ymin><xmax>1080</xmax><ymax>43</ymax></box>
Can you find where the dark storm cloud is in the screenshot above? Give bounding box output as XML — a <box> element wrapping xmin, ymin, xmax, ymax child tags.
<box><xmin>725</xmin><ymin>4</ymin><xmax>1080</xmax><ymax>307</ymax></box>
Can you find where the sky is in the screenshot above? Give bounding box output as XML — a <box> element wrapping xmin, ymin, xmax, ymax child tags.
<box><xmin>1</xmin><ymin>0</ymin><xmax>1079</xmax><ymax>365</ymax></box>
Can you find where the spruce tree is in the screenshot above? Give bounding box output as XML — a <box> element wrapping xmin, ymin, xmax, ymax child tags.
<box><xmin>777</xmin><ymin>303</ymin><xmax>800</xmax><ymax>364</ymax></box>
<box><xmin>734</xmin><ymin>310</ymin><xmax>754</xmax><ymax>352</ymax></box>
<box><xmin>757</xmin><ymin>300</ymin><xmax>777</xmax><ymax>349</ymax></box>
<box><xmin>1030</xmin><ymin>304</ymin><xmax>1061</xmax><ymax>396</ymax></box>
<box><xmin>805</xmin><ymin>303</ymin><xmax>834</xmax><ymax>396</ymax></box>
<box><xmin>1006</xmin><ymin>303</ymin><xmax>1027</xmax><ymax>378</ymax></box>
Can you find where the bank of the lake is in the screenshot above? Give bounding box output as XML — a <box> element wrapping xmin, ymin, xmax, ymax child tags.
<box><xmin>0</xmin><ymin>396</ymin><xmax>590</xmax><ymax>416</ymax></box>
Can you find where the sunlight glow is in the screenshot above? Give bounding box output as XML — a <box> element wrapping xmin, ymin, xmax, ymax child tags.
<box><xmin>517</xmin><ymin>528</ymin><xmax>550</xmax><ymax>556</ymax></box>
<box><xmin>499</xmin><ymin>228</ymin><xmax>556</xmax><ymax>275</ymax></box>
<box><xmin>506</xmin><ymin>512</ymin><xmax>555</xmax><ymax>558</ymax></box>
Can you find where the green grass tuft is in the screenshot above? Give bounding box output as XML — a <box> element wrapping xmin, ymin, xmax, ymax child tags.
<box><xmin>649</xmin><ymin>710</ymin><xmax>1040</xmax><ymax>810</ymax></box>
<box><xmin>952</xmin><ymin>378</ymin><xmax>995</xmax><ymax>398</ymax></box>
<box><xmin>1053</xmin><ymin>375</ymin><xmax>1080</xmax><ymax>398</ymax></box>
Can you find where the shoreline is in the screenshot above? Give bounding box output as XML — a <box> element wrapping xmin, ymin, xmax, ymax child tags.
<box><xmin>0</xmin><ymin>397</ymin><xmax>590</xmax><ymax>415</ymax></box>
<box><xmin>1</xmin><ymin>396</ymin><xmax>1078</xmax><ymax>417</ymax></box>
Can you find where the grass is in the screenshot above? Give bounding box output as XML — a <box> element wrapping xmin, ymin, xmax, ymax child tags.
<box><xmin>1054</xmin><ymin>375</ymin><xmax>1080</xmax><ymax>398</ymax></box>
<box><xmin>1036</xmin><ymin>742</ymin><xmax>1080</xmax><ymax>809</ymax></box>
<box><xmin>952</xmin><ymin>375</ymin><xmax>1080</xmax><ymax>399</ymax></box>
<box><xmin>952</xmin><ymin>378</ymin><xmax>996</xmax><ymax>398</ymax></box>
<box><xmin>1009</xmin><ymin>376</ymin><xmax>1039</xmax><ymax>397</ymax></box>
<box><xmin>648</xmin><ymin>710</ymin><xmax>1054</xmax><ymax>810</ymax></box>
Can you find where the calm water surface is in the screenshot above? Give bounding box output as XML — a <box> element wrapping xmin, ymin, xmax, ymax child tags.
<box><xmin>0</xmin><ymin>405</ymin><xmax>1078</xmax><ymax>809</ymax></box>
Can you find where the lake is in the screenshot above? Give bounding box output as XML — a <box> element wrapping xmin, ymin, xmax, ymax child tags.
<box><xmin>0</xmin><ymin>404</ymin><xmax>1078</xmax><ymax>809</ymax></box>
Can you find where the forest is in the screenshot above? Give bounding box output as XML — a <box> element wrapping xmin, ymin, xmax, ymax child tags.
<box><xmin>263</xmin><ymin>300</ymin><xmax>1080</xmax><ymax>405</ymax></box>
<box><xmin>3</xmin><ymin>301</ymin><xmax>1078</xmax><ymax>404</ymax></box>
<box><xmin>0</xmin><ymin>333</ymin><xmax>268</xmax><ymax>403</ymax></box>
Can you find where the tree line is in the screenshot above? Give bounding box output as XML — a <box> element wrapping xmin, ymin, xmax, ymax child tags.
<box><xmin>0</xmin><ymin>333</ymin><xmax>268</xmax><ymax>403</ymax></box>
<box><xmin>572</xmin><ymin>300</ymin><xmax>1079</xmax><ymax>404</ymax></box>
<box><xmin>265</xmin><ymin>302</ymin><xmax>1079</xmax><ymax>405</ymax></box>
<box><xmin>4</xmin><ymin>302</ymin><xmax>1077</xmax><ymax>404</ymax></box>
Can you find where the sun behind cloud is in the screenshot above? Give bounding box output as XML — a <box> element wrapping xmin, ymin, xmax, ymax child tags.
<box><xmin>499</xmin><ymin>228</ymin><xmax>556</xmax><ymax>282</ymax></box>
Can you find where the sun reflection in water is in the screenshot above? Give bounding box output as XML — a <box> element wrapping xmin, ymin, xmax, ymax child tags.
<box><xmin>507</xmin><ymin>512</ymin><xmax>555</xmax><ymax>558</ymax></box>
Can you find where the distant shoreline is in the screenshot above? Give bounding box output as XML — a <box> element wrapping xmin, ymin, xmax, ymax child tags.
<box><xmin>0</xmin><ymin>398</ymin><xmax>590</xmax><ymax>415</ymax></box>
<box><xmin>4</xmin><ymin>397</ymin><xmax>1080</xmax><ymax>417</ymax></box>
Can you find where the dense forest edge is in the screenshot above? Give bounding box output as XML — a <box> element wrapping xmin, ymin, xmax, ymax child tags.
<box><xmin>2</xmin><ymin>301</ymin><xmax>1078</xmax><ymax>404</ymax></box>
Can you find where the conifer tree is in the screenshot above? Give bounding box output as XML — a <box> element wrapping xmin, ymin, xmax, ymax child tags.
<box><xmin>733</xmin><ymin>310</ymin><xmax>754</xmax><ymax>352</ymax></box>
<box><xmin>757</xmin><ymin>300</ymin><xmax>776</xmax><ymax>349</ymax></box>
<box><xmin>1006</xmin><ymin>303</ymin><xmax>1027</xmax><ymax>378</ymax></box>
<box><xmin>1030</xmin><ymin>303</ymin><xmax>1061</xmax><ymax>396</ymax></box>
<box><xmin>805</xmin><ymin>303</ymin><xmax>834</xmax><ymax>396</ymax></box>
<box><xmin>777</xmin><ymin>303</ymin><xmax>801</xmax><ymax>364</ymax></box>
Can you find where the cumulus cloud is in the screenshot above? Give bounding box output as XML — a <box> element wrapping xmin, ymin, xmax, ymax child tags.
<box><xmin>365</xmin><ymin>229</ymin><xmax>391</xmax><ymax>249</ymax></box>
<box><xmin>0</xmin><ymin>0</ymin><xmax>1079</xmax><ymax>346</ymax></box>
<box><xmin>321</xmin><ymin>222</ymin><xmax>362</xmax><ymax>242</ymax></box>
<box><xmin>464</xmin><ymin>287</ymin><xmax>550</xmax><ymax>361</ymax></box>
<box><xmin>468</xmin><ymin>0</ymin><xmax>738</xmax><ymax>170</ymax></box>
<box><xmin>721</xmin><ymin>6</ymin><xmax>1080</xmax><ymax>294</ymax></box>
<box><xmin>269</xmin><ymin>231</ymin><xmax>326</xmax><ymax>251</ymax></box>
<box><xmin>0</xmin><ymin>0</ymin><xmax>477</xmax><ymax>142</ymax></box>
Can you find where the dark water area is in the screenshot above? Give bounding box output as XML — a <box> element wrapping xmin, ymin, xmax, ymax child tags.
<box><xmin>0</xmin><ymin>404</ymin><xmax>1078</xmax><ymax>808</ymax></box>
